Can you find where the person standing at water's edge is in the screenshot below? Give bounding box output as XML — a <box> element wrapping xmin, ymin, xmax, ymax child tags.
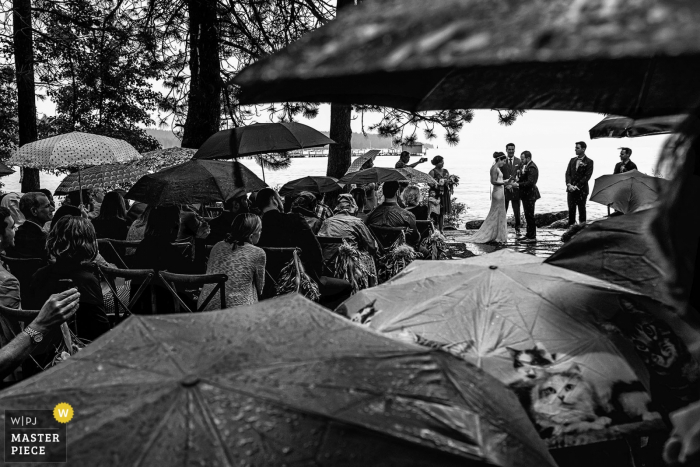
<box><xmin>428</xmin><ymin>155</ymin><xmax>452</xmax><ymax>232</ymax></box>
<box><xmin>565</xmin><ymin>141</ymin><xmax>594</xmax><ymax>226</ymax></box>
<box><xmin>501</xmin><ymin>143</ymin><xmax>522</xmax><ymax>236</ymax></box>
<box><xmin>395</xmin><ymin>151</ymin><xmax>427</xmax><ymax>169</ymax></box>
<box><xmin>614</xmin><ymin>147</ymin><xmax>637</xmax><ymax>174</ymax></box>
<box><xmin>513</xmin><ymin>151</ymin><xmax>540</xmax><ymax>243</ymax></box>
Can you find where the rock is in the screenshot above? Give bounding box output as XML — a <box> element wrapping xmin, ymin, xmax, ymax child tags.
<box><xmin>547</xmin><ymin>219</ymin><xmax>569</xmax><ymax>229</ymax></box>
<box><xmin>534</xmin><ymin>210</ymin><xmax>568</xmax><ymax>227</ymax></box>
<box><xmin>465</xmin><ymin>220</ymin><xmax>483</xmax><ymax>229</ymax></box>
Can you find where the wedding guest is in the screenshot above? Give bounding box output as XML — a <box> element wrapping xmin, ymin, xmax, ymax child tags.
<box><xmin>427</xmin><ymin>188</ymin><xmax>441</xmax><ymax>226</ymax></box>
<box><xmin>91</xmin><ymin>191</ymin><xmax>129</xmax><ymax>240</ymax></box>
<box><xmin>7</xmin><ymin>192</ymin><xmax>54</xmax><ymax>260</ymax></box>
<box><xmin>314</xmin><ymin>193</ymin><xmax>333</xmax><ymax>222</ymax></box>
<box><xmin>0</xmin><ymin>192</ymin><xmax>23</xmax><ymax>226</ymax></box>
<box><xmin>51</xmin><ymin>205</ymin><xmax>83</xmax><ymax>230</ymax></box>
<box><xmin>428</xmin><ymin>155</ymin><xmax>453</xmax><ymax>231</ymax></box>
<box><xmin>366</xmin><ymin>181</ymin><xmax>420</xmax><ymax>246</ymax></box>
<box><xmin>125</xmin><ymin>205</ymin><xmax>152</xmax><ymax>254</ymax></box>
<box><xmin>39</xmin><ymin>189</ymin><xmax>55</xmax><ymax>209</ymax></box>
<box><xmin>0</xmin><ymin>207</ymin><xmax>21</xmax><ymax>382</ymax></box>
<box><xmin>395</xmin><ymin>150</ymin><xmax>427</xmax><ymax>169</ymax></box>
<box><xmin>349</xmin><ymin>187</ymin><xmax>368</xmax><ymax>221</ymax></box>
<box><xmin>502</xmin><ymin>143</ymin><xmax>522</xmax><ymax>236</ymax></box>
<box><xmin>565</xmin><ymin>141</ymin><xmax>595</xmax><ymax>226</ymax></box>
<box><xmin>403</xmin><ymin>186</ymin><xmax>429</xmax><ymax>221</ymax></box>
<box><xmin>206</xmin><ymin>194</ymin><xmax>248</xmax><ymax>245</ymax></box>
<box><xmin>318</xmin><ymin>194</ymin><xmax>377</xmax><ymax>262</ymax></box>
<box><xmin>291</xmin><ymin>192</ymin><xmax>322</xmax><ymax>234</ymax></box>
<box><xmin>199</xmin><ymin>213</ymin><xmax>265</xmax><ymax>311</ymax></box>
<box><xmin>614</xmin><ymin>147</ymin><xmax>638</xmax><ymax>174</ymax></box>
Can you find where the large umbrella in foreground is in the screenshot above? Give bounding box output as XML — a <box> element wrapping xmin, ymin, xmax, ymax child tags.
<box><xmin>545</xmin><ymin>209</ymin><xmax>668</xmax><ymax>304</ymax></box>
<box><xmin>590</xmin><ymin>170</ymin><xmax>667</xmax><ymax>214</ymax></box>
<box><xmin>126</xmin><ymin>160</ymin><xmax>266</xmax><ymax>205</ymax></box>
<box><xmin>0</xmin><ymin>295</ymin><xmax>555</xmax><ymax>467</ymax></box>
<box><xmin>589</xmin><ymin>114</ymin><xmax>686</xmax><ymax>139</ymax></box>
<box><xmin>279</xmin><ymin>176</ymin><xmax>341</xmax><ymax>196</ymax></box>
<box><xmin>338</xmin><ymin>167</ymin><xmax>408</xmax><ymax>185</ymax></box>
<box><xmin>54</xmin><ymin>163</ymin><xmax>149</xmax><ymax>195</ymax></box>
<box><xmin>234</xmin><ymin>0</ymin><xmax>700</xmax><ymax>117</ymax></box>
<box><xmin>193</xmin><ymin>123</ymin><xmax>335</xmax><ymax>160</ymax></box>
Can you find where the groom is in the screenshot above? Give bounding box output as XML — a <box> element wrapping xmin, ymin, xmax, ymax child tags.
<box><xmin>513</xmin><ymin>151</ymin><xmax>540</xmax><ymax>243</ymax></box>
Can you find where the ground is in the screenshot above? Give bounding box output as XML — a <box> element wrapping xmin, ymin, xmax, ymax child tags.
<box><xmin>444</xmin><ymin>228</ymin><xmax>564</xmax><ymax>259</ymax></box>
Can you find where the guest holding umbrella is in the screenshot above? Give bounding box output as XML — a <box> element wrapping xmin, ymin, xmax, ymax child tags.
<box><xmin>91</xmin><ymin>191</ymin><xmax>129</xmax><ymax>240</ymax></box>
<box><xmin>428</xmin><ymin>155</ymin><xmax>453</xmax><ymax>231</ymax></box>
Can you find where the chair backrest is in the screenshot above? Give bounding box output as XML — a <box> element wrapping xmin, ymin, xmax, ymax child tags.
<box><xmin>259</xmin><ymin>247</ymin><xmax>301</xmax><ymax>299</ymax></box>
<box><xmin>368</xmin><ymin>225</ymin><xmax>407</xmax><ymax>251</ymax></box>
<box><xmin>97</xmin><ymin>239</ymin><xmax>128</xmax><ymax>269</ymax></box>
<box><xmin>415</xmin><ymin>220</ymin><xmax>434</xmax><ymax>239</ymax></box>
<box><xmin>316</xmin><ymin>236</ymin><xmax>345</xmax><ymax>246</ymax></box>
<box><xmin>0</xmin><ymin>254</ymin><xmax>46</xmax><ymax>305</ymax></box>
<box><xmin>157</xmin><ymin>271</ymin><xmax>228</xmax><ymax>313</ymax></box>
<box><xmin>97</xmin><ymin>265</ymin><xmax>157</xmax><ymax>317</ymax></box>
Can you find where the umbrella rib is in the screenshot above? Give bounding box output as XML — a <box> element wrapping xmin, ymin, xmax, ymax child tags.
<box><xmin>132</xmin><ymin>394</ymin><xmax>182</xmax><ymax>467</ymax></box>
<box><xmin>190</xmin><ymin>387</ymin><xmax>237</xmax><ymax>465</ymax></box>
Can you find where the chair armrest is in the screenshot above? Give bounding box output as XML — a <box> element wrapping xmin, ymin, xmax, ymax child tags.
<box><xmin>159</xmin><ymin>271</ymin><xmax>228</xmax><ymax>285</ymax></box>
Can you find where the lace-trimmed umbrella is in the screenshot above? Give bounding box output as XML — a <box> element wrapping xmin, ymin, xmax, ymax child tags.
<box><xmin>234</xmin><ymin>0</ymin><xmax>700</xmax><ymax>118</ymax></box>
<box><xmin>0</xmin><ymin>295</ymin><xmax>556</xmax><ymax>467</ymax></box>
<box><xmin>54</xmin><ymin>163</ymin><xmax>149</xmax><ymax>195</ymax></box>
<box><xmin>589</xmin><ymin>114</ymin><xmax>686</xmax><ymax>139</ymax></box>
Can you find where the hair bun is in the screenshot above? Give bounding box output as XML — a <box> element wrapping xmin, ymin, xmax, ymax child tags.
<box><xmin>492</xmin><ymin>152</ymin><xmax>505</xmax><ymax>159</ymax></box>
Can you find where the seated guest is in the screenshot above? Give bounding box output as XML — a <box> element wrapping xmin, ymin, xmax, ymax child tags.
<box><xmin>206</xmin><ymin>194</ymin><xmax>249</xmax><ymax>245</ymax></box>
<box><xmin>291</xmin><ymin>192</ymin><xmax>322</xmax><ymax>234</ymax></box>
<box><xmin>199</xmin><ymin>213</ymin><xmax>265</xmax><ymax>311</ymax></box>
<box><xmin>256</xmin><ymin>188</ymin><xmax>351</xmax><ymax>309</ymax></box>
<box><xmin>365</xmin><ymin>181</ymin><xmax>420</xmax><ymax>246</ymax></box>
<box><xmin>7</xmin><ymin>192</ymin><xmax>54</xmax><ymax>260</ymax></box>
<box><xmin>0</xmin><ymin>288</ymin><xmax>80</xmax><ymax>382</ymax></box>
<box><xmin>0</xmin><ymin>192</ymin><xmax>24</xmax><ymax>226</ymax></box>
<box><xmin>126</xmin><ymin>201</ymin><xmax>146</xmax><ymax>226</ymax></box>
<box><xmin>63</xmin><ymin>189</ymin><xmax>95</xmax><ymax>217</ymax></box>
<box><xmin>0</xmin><ymin>206</ymin><xmax>21</xmax><ymax>382</ymax></box>
<box><xmin>318</xmin><ymin>194</ymin><xmax>377</xmax><ymax>261</ymax></box>
<box><xmin>125</xmin><ymin>205</ymin><xmax>151</xmax><ymax>255</ymax></box>
<box><xmin>403</xmin><ymin>185</ymin><xmax>429</xmax><ymax>221</ymax></box>
<box><xmin>51</xmin><ymin>205</ymin><xmax>83</xmax><ymax>230</ymax></box>
<box><xmin>27</xmin><ymin>216</ymin><xmax>111</xmax><ymax>343</ymax></box>
<box><xmin>177</xmin><ymin>205</ymin><xmax>210</xmax><ymax>244</ymax></box>
<box><xmin>39</xmin><ymin>189</ymin><xmax>55</xmax><ymax>209</ymax></box>
<box><xmin>349</xmin><ymin>188</ymin><xmax>368</xmax><ymax>221</ymax></box>
<box><xmin>314</xmin><ymin>193</ymin><xmax>333</xmax><ymax>222</ymax></box>
<box><xmin>91</xmin><ymin>191</ymin><xmax>129</xmax><ymax>240</ymax></box>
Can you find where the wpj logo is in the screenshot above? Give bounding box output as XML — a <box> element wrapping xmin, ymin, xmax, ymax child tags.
<box><xmin>4</xmin><ymin>406</ymin><xmax>70</xmax><ymax>463</ymax></box>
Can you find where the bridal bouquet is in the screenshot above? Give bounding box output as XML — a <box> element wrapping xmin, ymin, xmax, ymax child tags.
<box><xmin>448</xmin><ymin>174</ymin><xmax>460</xmax><ymax>187</ymax></box>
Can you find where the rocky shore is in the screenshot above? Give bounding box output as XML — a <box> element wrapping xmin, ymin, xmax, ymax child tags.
<box><xmin>463</xmin><ymin>210</ymin><xmax>570</xmax><ymax>230</ymax></box>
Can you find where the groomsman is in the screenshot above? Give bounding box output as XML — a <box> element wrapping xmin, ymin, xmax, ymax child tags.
<box><xmin>565</xmin><ymin>141</ymin><xmax>594</xmax><ymax>226</ymax></box>
<box><xmin>614</xmin><ymin>147</ymin><xmax>638</xmax><ymax>173</ymax></box>
<box><xmin>502</xmin><ymin>143</ymin><xmax>522</xmax><ymax>235</ymax></box>
<box><xmin>513</xmin><ymin>151</ymin><xmax>540</xmax><ymax>243</ymax></box>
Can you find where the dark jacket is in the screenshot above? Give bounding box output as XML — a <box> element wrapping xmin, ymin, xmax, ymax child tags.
<box><xmin>614</xmin><ymin>160</ymin><xmax>638</xmax><ymax>174</ymax></box>
<box><xmin>406</xmin><ymin>204</ymin><xmax>429</xmax><ymax>221</ymax></box>
<box><xmin>91</xmin><ymin>217</ymin><xmax>129</xmax><ymax>240</ymax></box>
<box><xmin>27</xmin><ymin>261</ymin><xmax>111</xmax><ymax>342</ymax></box>
<box><xmin>565</xmin><ymin>155</ymin><xmax>594</xmax><ymax>195</ymax></box>
<box><xmin>366</xmin><ymin>201</ymin><xmax>420</xmax><ymax>246</ymax></box>
<box><xmin>207</xmin><ymin>211</ymin><xmax>236</xmax><ymax>245</ymax></box>
<box><xmin>7</xmin><ymin>221</ymin><xmax>48</xmax><ymax>261</ymax></box>
<box><xmin>501</xmin><ymin>156</ymin><xmax>522</xmax><ymax>181</ymax></box>
<box><xmin>518</xmin><ymin>161</ymin><xmax>541</xmax><ymax>201</ymax></box>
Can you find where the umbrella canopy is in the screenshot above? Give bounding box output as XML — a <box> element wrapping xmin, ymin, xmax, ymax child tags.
<box><xmin>125</xmin><ymin>160</ymin><xmax>267</xmax><ymax>206</ymax></box>
<box><xmin>346</xmin><ymin>150</ymin><xmax>381</xmax><ymax>174</ymax></box>
<box><xmin>397</xmin><ymin>167</ymin><xmax>437</xmax><ymax>185</ymax></box>
<box><xmin>546</xmin><ymin>209</ymin><xmax>669</xmax><ymax>304</ymax></box>
<box><xmin>590</xmin><ymin>170</ymin><xmax>667</xmax><ymax>214</ymax></box>
<box><xmin>338</xmin><ymin>167</ymin><xmax>408</xmax><ymax>185</ymax></box>
<box><xmin>234</xmin><ymin>0</ymin><xmax>700</xmax><ymax>117</ymax></box>
<box><xmin>589</xmin><ymin>114</ymin><xmax>687</xmax><ymax>139</ymax></box>
<box><xmin>0</xmin><ymin>161</ymin><xmax>15</xmax><ymax>176</ymax></box>
<box><xmin>7</xmin><ymin>132</ymin><xmax>141</xmax><ymax>170</ymax></box>
<box><xmin>135</xmin><ymin>147</ymin><xmax>197</xmax><ymax>173</ymax></box>
<box><xmin>54</xmin><ymin>163</ymin><xmax>149</xmax><ymax>195</ymax></box>
<box><xmin>279</xmin><ymin>176</ymin><xmax>341</xmax><ymax>196</ymax></box>
<box><xmin>0</xmin><ymin>295</ymin><xmax>555</xmax><ymax>467</ymax></box>
<box><xmin>193</xmin><ymin>123</ymin><xmax>336</xmax><ymax>160</ymax></box>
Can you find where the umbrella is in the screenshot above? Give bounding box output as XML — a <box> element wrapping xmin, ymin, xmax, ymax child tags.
<box><xmin>545</xmin><ymin>209</ymin><xmax>669</xmax><ymax>304</ymax></box>
<box><xmin>234</xmin><ymin>0</ymin><xmax>700</xmax><ymax>117</ymax></box>
<box><xmin>337</xmin><ymin>251</ymin><xmax>677</xmax><ymax>438</ymax></box>
<box><xmin>54</xmin><ymin>163</ymin><xmax>149</xmax><ymax>195</ymax></box>
<box><xmin>590</xmin><ymin>170</ymin><xmax>667</xmax><ymax>214</ymax></box>
<box><xmin>193</xmin><ymin>123</ymin><xmax>336</xmax><ymax>160</ymax></box>
<box><xmin>135</xmin><ymin>147</ymin><xmax>197</xmax><ymax>173</ymax></box>
<box><xmin>0</xmin><ymin>294</ymin><xmax>556</xmax><ymax>467</ymax></box>
<box><xmin>125</xmin><ymin>160</ymin><xmax>266</xmax><ymax>206</ymax></box>
<box><xmin>346</xmin><ymin>150</ymin><xmax>381</xmax><ymax>174</ymax></box>
<box><xmin>589</xmin><ymin>114</ymin><xmax>687</xmax><ymax>139</ymax></box>
<box><xmin>279</xmin><ymin>176</ymin><xmax>341</xmax><ymax>196</ymax></box>
<box><xmin>7</xmin><ymin>132</ymin><xmax>141</xmax><ymax>204</ymax></box>
<box><xmin>338</xmin><ymin>167</ymin><xmax>408</xmax><ymax>185</ymax></box>
<box><xmin>0</xmin><ymin>161</ymin><xmax>15</xmax><ymax>176</ymax></box>
<box><xmin>397</xmin><ymin>167</ymin><xmax>437</xmax><ymax>185</ymax></box>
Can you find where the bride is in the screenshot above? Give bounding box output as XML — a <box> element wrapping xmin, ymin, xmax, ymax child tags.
<box><xmin>467</xmin><ymin>152</ymin><xmax>514</xmax><ymax>243</ymax></box>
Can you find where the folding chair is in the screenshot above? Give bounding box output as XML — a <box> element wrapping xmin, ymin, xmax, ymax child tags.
<box><xmin>0</xmin><ymin>254</ymin><xmax>46</xmax><ymax>306</ymax></box>
<box><xmin>108</xmin><ymin>239</ymin><xmax>142</xmax><ymax>258</ymax></box>
<box><xmin>156</xmin><ymin>271</ymin><xmax>228</xmax><ymax>313</ymax></box>
<box><xmin>367</xmin><ymin>225</ymin><xmax>407</xmax><ymax>252</ymax></box>
<box><xmin>259</xmin><ymin>247</ymin><xmax>302</xmax><ymax>299</ymax></box>
<box><xmin>97</xmin><ymin>265</ymin><xmax>157</xmax><ymax>319</ymax></box>
<box><xmin>415</xmin><ymin>220</ymin><xmax>435</xmax><ymax>240</ymax></box>
<box><xmin>316</xmin><ymin>236</ymin><xmax>346</xmax><ymax>276</ymax></box>
<box><xmin>97</xmin><ymin>239</ymin><xmax>128</xmax><ymax>269</ymax></box>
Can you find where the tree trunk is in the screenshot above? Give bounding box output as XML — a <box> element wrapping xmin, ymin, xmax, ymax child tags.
<box><xmin>181</xmin><ymin>0</ymin><xmax>221</xmax><ymax>149</ymax></box>
<box><xmin>13</xmin><ymin>0</ymin><xmax>40</xmax><ymax>192</ymax></box>
<box><xmin>326</xmin><ymin>0</ymin><xmax>357</xmax><ymax>179</ymax></box>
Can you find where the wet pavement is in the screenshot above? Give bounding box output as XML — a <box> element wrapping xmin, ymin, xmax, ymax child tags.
<box><xmin>443</xmin><ymin>228</ymin><xmax>565</xmax><ymax>259</ymax></box>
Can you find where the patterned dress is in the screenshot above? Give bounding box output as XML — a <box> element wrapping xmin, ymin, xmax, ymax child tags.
<box><xmin>198</xmin><ymin>242</ymin><xmax>266</xmax><ymax>310</ymax></box>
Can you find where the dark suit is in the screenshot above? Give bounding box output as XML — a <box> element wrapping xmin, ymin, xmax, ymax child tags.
<box><xmin>565</xmin><ymin>155</ymin><xmax>594</xmax><ymax>225</ymax></box>
<box><xmin>7</xmin><ymin>221</ymin><xmax>48</xmax><ymax>261</ymax></box>
<box><xmin>501</xmin><ymin>156</ymin><xmax>521</xmax><ymax>229</ymax></box>
<box><xmin>614</xmin><ymin>160</ymin><xmax>638</xmax><ymax>174</ymax></box>
<box><xmin>518</xmin><ymin>161</ymin><xmax>541</xmax><ymax>239</ymax></box>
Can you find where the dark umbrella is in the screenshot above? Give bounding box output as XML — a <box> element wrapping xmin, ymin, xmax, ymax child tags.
<box><xmin>546</xmin><ymin>208</ymin><xmax>669</xmax><ymax>304</ymax></box>
<box><xmin>590</xmin><ymin>170</ymin><xmax>667</xmax><ymax>214</ymax></box>
<box><xmin>193</xmin><ymin>123</ymin><xmax>335</xmax><ymax>160</ymax></box>
<box><xmin>338</xmin><ymin>167</ymin><xmax>408</xmax><ymax>185</ymax></box>
<box><xmin>0</xmin><ymin>295</ymin><xmax>555</xmax><ymax>467</ymax></box>
<box><xmin>125</xmin><ymin>160</ymin><xmax>266</xmax><ymax>206</ymax></box>
<box><xmin>589</xmin><ymin>114</ymin><xmax>687</xmax><ymax>139</ymax></box>
<box><xmin>0</xmin><ymin>161</ymin><xmax>15</xmax><ymax>176</ymax></box>
<box><xmin>279</xmin><ymin>176</ymin><xmax>341</xmax><ymax>196</ymax></box>
<box><xmin>234</xmin><ymin>0</ymin><xmax>700</xmax><ymax>117</ymax></box>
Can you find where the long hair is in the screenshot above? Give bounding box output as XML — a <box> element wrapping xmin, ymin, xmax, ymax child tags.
<box><xmin>402</xmin><ymin>185</ymin><xmax>421</xmax><ymax>207</ymax></box>
<box><xmin>47</xmin><ymin>216</ymin><xmax>98</xmax><ymax>263</ymax></box>
<box><xmin>144</xmin><ymin>205</ymin><xmax>180</xmax><ymax>240</ymax></box>
<box><xmin>225</xmin><ymin>213</ymin><xmax>261</xmax><ymax>250</ymax></box>
<box><xmin>96</xmin><ymin>191</ymin><xmax>126</xmax><ymax>221</ymax></box>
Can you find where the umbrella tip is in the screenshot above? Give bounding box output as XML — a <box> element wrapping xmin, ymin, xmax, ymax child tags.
<box><xmin>180</xmin><ymin>375</ymin><xmax>201</xmax><ymax>387</ymax></box>
<box><xmin>489</xmin><ymin>265</ymin><xmax>498</xmax><ymax>270</ymax></box>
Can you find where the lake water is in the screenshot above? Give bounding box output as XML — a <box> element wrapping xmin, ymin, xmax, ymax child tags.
<box><xmin>1</xmin><ymin>140</ymin><xmax>667</xmax><ymax>223</ymax></box>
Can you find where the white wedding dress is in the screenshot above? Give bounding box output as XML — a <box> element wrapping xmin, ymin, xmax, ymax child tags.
<box><xmin>468</xmin><ymin>167</ymin><xmax>508</xmax><ymax>243</ymax></box>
